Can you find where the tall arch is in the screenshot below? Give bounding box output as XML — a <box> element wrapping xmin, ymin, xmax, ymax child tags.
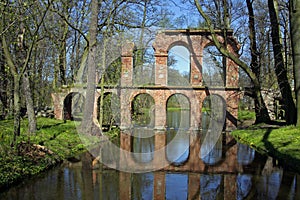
<box><xmin>97</xmin><ymin>92</ymin><xmax>120</xmax><ymax>130</ymax></box>
<box><xmin>166</xmin><ymin>93</ymin><xmax>190</xmax><ymax>129</ymax></box>
<box><xmin>133</xmin><ymin>47</ymin><xmax>155</xmax><ymax>86</ymax></box>
<box><xmin>202</xmin><ymin>45</ymin><xmax>226</xmax><ymax>86</ymax></box>
<box><xmin>131</xmin><ymin>93</ymin><xmax>155</xmax><ymax>163</ymax></box>
<box><xmin>167</xmin><ymin>45</ymin><xmax>191</xmax><ymax>86</ymax></box>
<box><xmin>131</xmin><ymin>93</ymin><xmax>155</xmax><ymax>128</ymax></box>
<box><xmin>166</xmin><ymin>93</ymin><xmax>190</xmax><ymax>166</ymax></box>
<box><xmin>200</xmin><ymin>94</ymin><xmax>226</xmax><ymax>165</ymax></box>
<box><xmin>63</xmin><ymin>92</ymin><xmax>85</xmax><ymax>121</ymax></box>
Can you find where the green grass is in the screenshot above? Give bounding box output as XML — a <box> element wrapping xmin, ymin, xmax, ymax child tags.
<box><xmin>238</xmin><ymin>110</ymin><xmax>256</xmax><ymax>121</ymax></box>
<box><xmin>0</xmin><ymin>117</ymin><xmax>100</xmax><ymax>190</ymax></box>
<box><xmin>231</xmin><ymin>125</ymin><xmax>300</xmax><ymax>172</ymax></box>
<box><xmin>167</xmin><ymin>107</ymin><xmax>190</xmax><ymax>111</ymax></box>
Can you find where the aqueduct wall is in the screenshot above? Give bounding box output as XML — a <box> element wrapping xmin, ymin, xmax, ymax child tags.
<box><xmin>52</xmin><ymin>29</ymin><xmax>240</xmax><ymax>131</ymax></box>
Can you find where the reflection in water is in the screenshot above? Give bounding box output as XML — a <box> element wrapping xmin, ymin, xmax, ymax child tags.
<box><xmin>200</xmin><ymin>95</ymin><xmax>225</xmax><ymax>165</ymax></box>
<box><xmin>165</xmin><ymin>173</ymin><xmax>188</xmax><ymax>200</ymax></box>
<box><xmin>201</xmin><ymin>133</ymin><xmax>222</xmax><ymax>165</ymax></box>
<box><xmin>238</xmin><ymin>143</ymin><xmax>255</xmax><ymax>165</ymax></box>
<box><xmin>1</xmin><ymin>107</ymin><xmax>300</xmax><ymax>199</ymax></box>
<box><xmin>132</xmin><ymin>173</ymin><xmax>153</xmax><ymax>200</ymax></box>
<box><xmin>166</xmin><ymin>109</ymin><xmax>190</xmax><ymax>166</ymax></box>
<box><xmin>257</xmin><ymin>171</ymin><xmax>282</xmax><ymax>200</ymax></box>
<box><xmin>237</xmin><ymin>174</ymin><xmax>252</xmax><ymax>199</ymax></box>
<box><xmin>200</xmin><ymin>174</ymin><xmax>222</xmax><ymax>199</ymax></box>
<box><xmin>132</xmin><ymin>129</ymin><xmax>154</xmax><ymax>163</ymax></box>
<box><xmin>201</xmin><ymin>112</ymin><xmax>223</xmax><ymax>164</ymax></box>
<box><xmin>101</xmin><ymin>171</ymin><xmax>120</xmax><ymax>200</ymax></box>
<box><xmin>167</xmin><ymin>110</ymin><xmax>190</xmax><ymax>130</ymax></box>
<box><xmin>166</xmin><ymin>130</ymin><xmax>189</xmax><ymax>165</ymax></box>
<box><xmin>1</xmin><ymin>160</ymin><xmax>299</xmax><ymax>199</ymax></box>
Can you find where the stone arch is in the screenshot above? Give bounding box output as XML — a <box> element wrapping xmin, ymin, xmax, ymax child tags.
<box><xmin>200</xmin><ymin>94</ymin><xmax>226</xmax><ymax>165</ymax></box>
<box><xmin>133</xmin><ymin>46</ymin><xmax>155</xmax><ymax>86</ymax></box>
<box><xmin>167</xmin><ymin>44</ymin><xmax>191</xmax><ymax>86</ymax></box>
<box><xmin>167</xmin><ymin>40</ymin><xmax>191</xmax><ymax>52</ymax></box>
<box><xmin>97</xmin><ymin>92</ymin><xmax>120</xmax><ymax>129</ymax></box>
<box><xmin>130</xmin><ymin>92</ymin><xmax>155</xmax><ymax>163</ymax></box>
<box><xmin>63</xmin><ymin>92</ymin><xmax>85</xmax><ymax>121</ymax></box>
<box><xmin>202</xmin><ymin>45</ymin><xmax>226</xmax><ymax>87</ymax></box>
<box><xmin>166</xmin><ymin>93</ymin><xmax>190</xmax><ymax>166</ymax></box>
<box><xmin>131</xmin><ymin>93</ymin><xmax>155</xmax><ymax>128</ymax></box>
<box><xmin>166</xmin><ymin>93</ymin><xmax>191</xmax><ymax>129</ymax></box>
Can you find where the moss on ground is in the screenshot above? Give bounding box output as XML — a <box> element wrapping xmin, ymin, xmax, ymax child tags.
<box><xmin>238</xmin><ymin>110</ymin><xmax>256</xmax><ymax>121</ymax></box>
<box><xmin>231</xmin><ymin>125</ymin><xmax>300</xmax><ymax>172</ymax></box>
<box><xmin>0</xmin><ymin>118</ymin><xmax>100</xmax><ymax>191</ymax></box>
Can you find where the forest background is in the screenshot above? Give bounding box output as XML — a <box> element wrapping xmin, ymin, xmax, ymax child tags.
<box><xmin>0</xmin><ymin>0</ymin><xmax>299</xmax><ymax>143</ymax></box>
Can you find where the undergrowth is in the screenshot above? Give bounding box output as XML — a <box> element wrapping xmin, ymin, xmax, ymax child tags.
<box><xmin>0</xmin><ymin>117</ymin><xmax>102</xmax><ymax>190</ymax></box>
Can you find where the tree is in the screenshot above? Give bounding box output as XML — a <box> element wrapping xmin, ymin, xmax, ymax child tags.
<box><xmin>1</xmin><ymin>1</ymin><xmax>51</xmax><ymax>144</ymax></box>
<box><xmin>80</xmin><ymin>0</ymin><xmax>99</xmax><ymax>135</ymax></box>
<box><xmin>194</xmin><ymin>0</ymin><xmax>271</xmax><ymax>123</ymax></box>
<box><xmin>268</xmin><ymin>0</ymin><xmax>296</xmax><ymax>124</ymax></box>
<box><xmin>290</xmin><ymin>0</ymin><xmax>300</xmax><ymax>126</ymax></box>
<box><xmin>0</xmin><ymin>38</ymin><xmax>9</xmax><ymax>119</ymax></box>
<box><xmin>246</xmin><ymin>0</ymin><xmax>273</xmax><ymax>123</ymax></box>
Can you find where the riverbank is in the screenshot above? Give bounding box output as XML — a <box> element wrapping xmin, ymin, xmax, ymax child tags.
<box><xmin>0</xmin><ymin>118</ymin><xmax>98</xmax><ymax>191</ymax></box>
<box><xmin>231</xmin><ymin>123</ymin><xmax>300</xmax><ymax>172</ymax></box>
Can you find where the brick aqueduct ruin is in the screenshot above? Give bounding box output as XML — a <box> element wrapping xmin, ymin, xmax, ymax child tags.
<box><xmin>52</xmin><ymin>30</ymin><xmax>246</xmax><ymax>181</ymax></box>
<box><xmin>52</xmin><ymin>29</ymin><xmax>240</xmax><ymax>130</ymax></box>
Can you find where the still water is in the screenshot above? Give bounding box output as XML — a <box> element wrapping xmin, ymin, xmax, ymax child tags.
<box><xmin>1</xmin><ymin>111</ymin><xmax>300</xmax><ymax>199</ymax></box>
<box><xmin>0</xmin><ymin>144</ymin><xmax>299</xmax><ymax>200</ymax></box>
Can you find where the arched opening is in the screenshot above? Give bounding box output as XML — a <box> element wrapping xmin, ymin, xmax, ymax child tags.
<box><xmin>167</xmin><ymin>45</ymin><xmax>190</xmax><ymax>86</ymax></box>
<box><xmin>200</xmin><ymin>95</ymin><xmax>226</xmax><ymax>165</ymax></box>
<box><xmin>63</xmin><ymin>92</ymin><xmax>85</xmax><ymax>121</ymax></box>
<box><xmin>131</xmin><ymin>93</ymin><xmax>155</xmax><ymax>127</ymax></box>
<box><xmin>131</xmin><ymin>93</ymin><xmax>155</xmax><ymax>163</ymax></box>
<box><xmin>103</xmin><ymin>57</ymin><xmax>122</xmax><ymax>85</ymax></box>
<box><xmin>97</xmin><ymin>92</ymin><xmax>120</xmax><ymax>131</ymax></box>
<box><xmin>166</xmin><ymin>93</ymin><xmax>190</xmax><ymax>165</ymax></box>
<box><xmin>166</xmin><ymin>93</ymin><xmax>190</xmax><ymax>129</ymax></box>
<box><xmin>202</xmin><ymin>45</ymin><xmax>226</xmax><ymax>86</ymax></box>
<box><xmin>133</xmin><ymin>47</ymin><xmax>155</xmax><ymax>85</ymax></box>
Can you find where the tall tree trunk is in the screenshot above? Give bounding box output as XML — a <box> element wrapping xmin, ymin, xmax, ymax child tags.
<box><xmin>0</xmin><ymin>39</ymin><xmax>8</xmax><ymax>119</ymax></box>
<box><xmin>16</xmin><ymin>22</ymin><xmax>37</xmax><ymax>135</ymax></box>
<box><xmin>246</xmin><ymin>0</ymin><xmax>267</xmax><ymax>123</ymax></box>
<box><xmin>194</xmin><ymin>0</ymin><xmax>270</xmax><ymax>123</ymax></box>
<box><xmin>2</xmin><ymin>33</ymin><xmax>22</xmax><ymax>146</ymax></box>
<box><xmin>17</xmin><ymin>23</ymin><xmax>37</xmax><ymax>135</ymax></box>
<box><xmin>58</xmin><ymin>20</ymin><xmax>68</xmax><ymax>86</ymax></box>
<box><xmin>12</xmin><ymin>75</ymin><xmax>21</xmax><ymax>146</ymax></box>
<box><xmin>81</xmin><ymin>0</ymin><xmax>99</xmax><ymax>135</ymax></box>
<box><xmin>22</xmin><ymin>71</ymin><xmax>37</xmax><ymax>134</ymax></box>
<box><xmin>290</xmin><ymin>0</ymin><xmax>300</xmax><ymax>126</ymax></box>
<box><xmin>268</xmin><ymin>0</ymin><xmax>296</xmax><ymax>124</ymax></box>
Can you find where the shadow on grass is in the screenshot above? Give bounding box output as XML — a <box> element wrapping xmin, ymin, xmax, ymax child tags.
<box><xmin>262</xmin><ymin>128</ymin><xmax>300</xmax><ymax>173</ymax></box>
<box><xmin>37</xmin><ymin>122</ymin><xmax>65</xmax><ymax>130</ymax></box>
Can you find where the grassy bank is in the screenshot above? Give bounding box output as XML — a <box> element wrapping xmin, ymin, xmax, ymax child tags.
<box><xmin>231</xmin><ymin>125</ymin><xmax>300</xmax><ymax>172</ymax></box>
<box><xmin>238</xmin><ymin>110</ymin><xmax>256</xmax><ymax>121</ymax></box>
<box><xmin>0</xmin><ymin>118</ymin><xmax>98</xmax><ymax>190</ymax></box>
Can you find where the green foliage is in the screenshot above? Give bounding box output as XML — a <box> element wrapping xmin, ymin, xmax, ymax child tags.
<box><xmin>131</xmin><ymin>94</ymin><xmax>155</xmax><ymax>126</ymax></box>
<box><xmin>0</xmin><ymin>117</ymin><xmax>97</xmax><ymax>190</ymax></box>
<box><xmin>238</xmin><ymin>110</ymin><xmax>256</xmax><ymax>121</ymax></box>
<box><xmin>104</xmin><ymin>127</ymin><xmax>120</xmax><ymax>140</ymax></box>
<box><xmin>231</xmin><ymin>125</ymin><xmax>300</xmax><ymax>172</ymax></box>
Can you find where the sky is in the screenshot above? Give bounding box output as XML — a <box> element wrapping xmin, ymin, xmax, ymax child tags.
<box><xmin>169</xmin><ymin>46</ymin><xmax>190</xmax><ymax>74</ymax></box>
